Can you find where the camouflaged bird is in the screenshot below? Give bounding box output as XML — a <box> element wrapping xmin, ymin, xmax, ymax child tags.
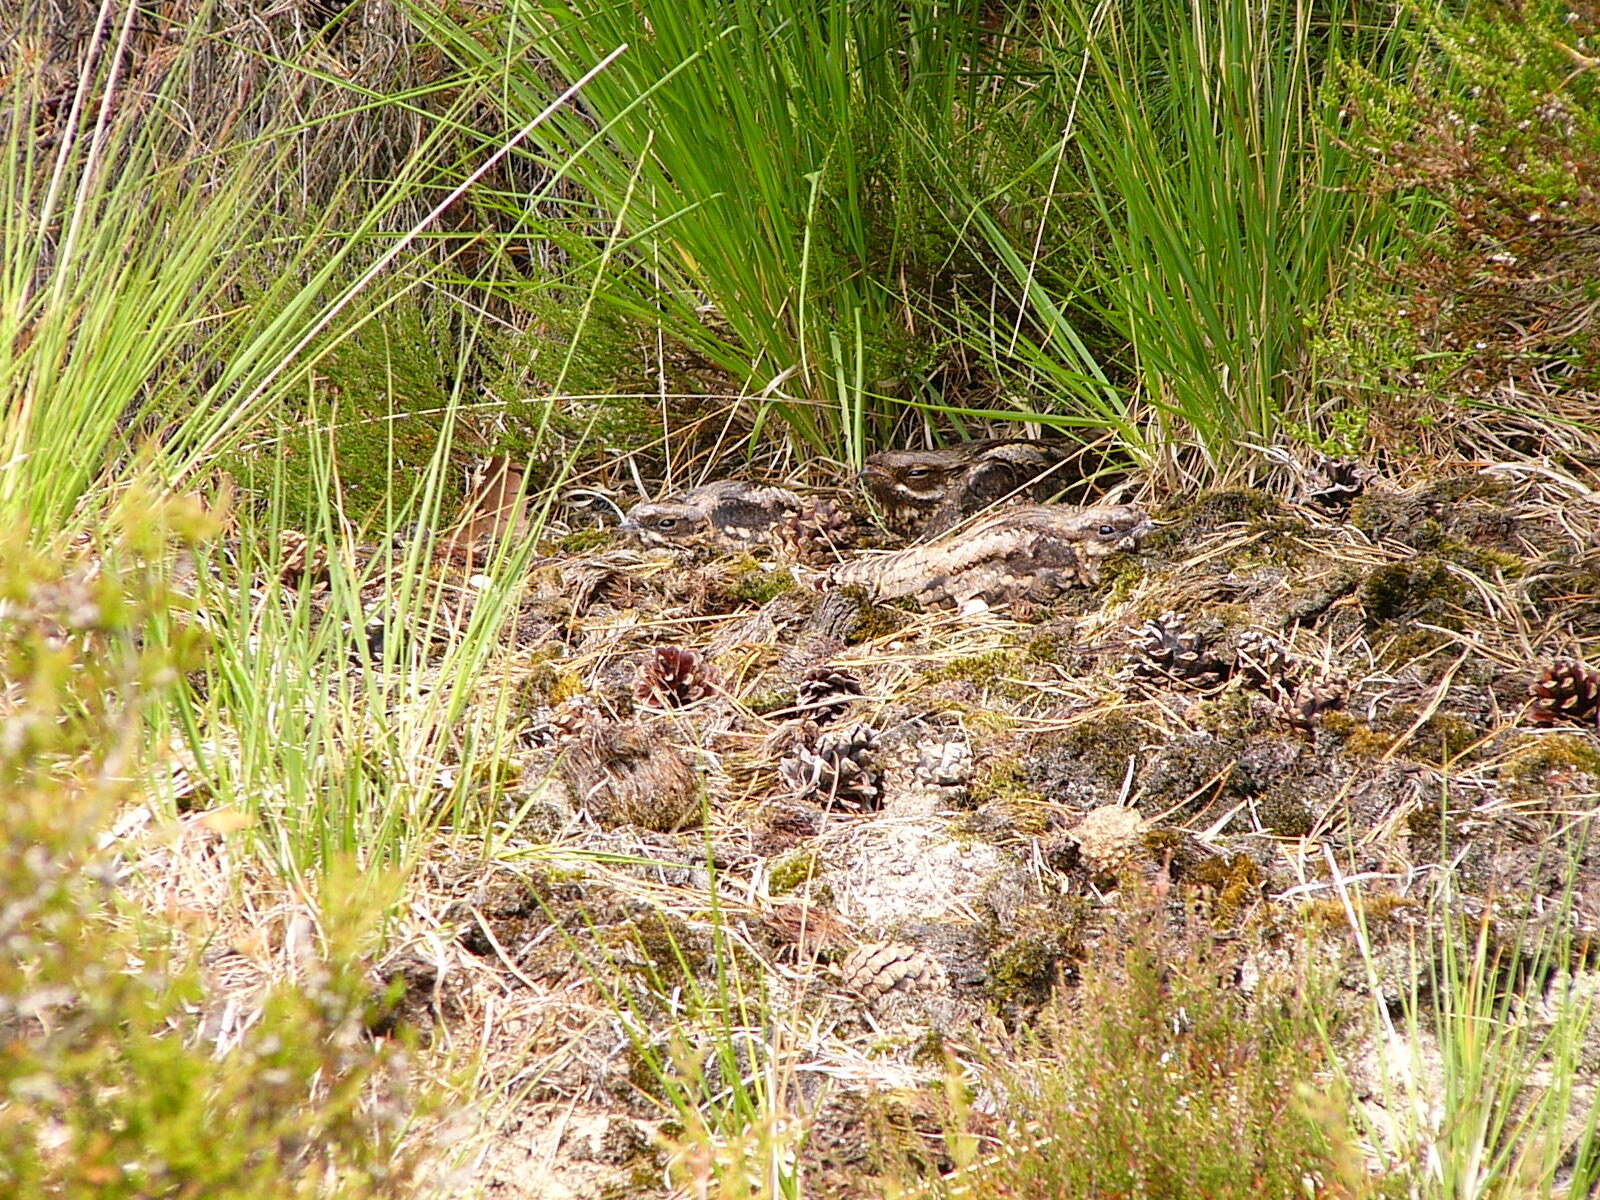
<box><xmin>831</xmin><ymin>502</ymin><xmax>1151</xmax><ymax>611</ymax></box>
<box><xmin>859</xmin><ymin>437</ymin><xmax>1085</xmax><ymax>539</ymax></box>
<box><xmin>621</xmin><ymin>479</ymin><xmax>805</xmax><ymax>552</ymax></box>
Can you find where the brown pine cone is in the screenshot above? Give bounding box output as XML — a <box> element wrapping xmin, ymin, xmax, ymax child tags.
<box><xmin>775</xmin><ymin>498</ymin><xmax>860</xmax><ymax>566</ymax></box>
<box><xmin>793</xmin><ymin>665</ymin><xmax>864</xmax><ymax>724</ymax></box>
<box><xmin>1285</xmin><ymin>676</ymin><xmax>1346</xmax><ymax>733</ymax></box>
<box><xmin>277</xmin><ymin>529</ymin><xmax>328</xmax><ymax>587</ymax></box>
<box><xmin>1068</xmin><ymin>805</ymin><xmax>1147</xmax><ymax>877</ymax></box>
<box><xmin>1529</xmin><ymin>658</ymin><xmax>1600</xmax><ymax>727</ymax></box>
<box><xmin>778</xmin><ymin>722</ymin><xmax>882</xmax><ymax>811</ymax></box>
<box><xmin>538</xmin><ymin>695</ymin><xmax>600</xmax><ymax>745</ymax></box>
<box><xmin>839</xmin><ymin>942</ymin><xmax>946</xmax><ymax>1000</ymax></box>
<box><xmin>634</xmin><ymin>646</ymin><xmax>718</xmax><ymax>708</ymax></box>
<box><xmin>1235</xmin><ymin>629</ymin><xmax>1304</xmax><ymax>699</ymax></box>
<box><xmin>1126</xmin><ymin>612</ymin><xmax>1230</xmax><ymax>691</ymax></box>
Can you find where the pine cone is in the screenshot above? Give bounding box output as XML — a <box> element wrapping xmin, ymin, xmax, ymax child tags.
<box><xmin>793</xmin><ymin>665</ymin><xmax>864</xmax><ymax>724</ymax></box>
<box><xmin>1127</xmin><ymin>612</ymin><xmax>1230</xmax><ymax>691</ymax></box>
<box><xmin>277</xmin><ymin>529</ymin><xmax>328</xmax><ymax>587</ymax></box>
<box><xmin>535</xmin><ymin>695</ymin><xmax>601</xmax><ymax>745</ymax></box>
<box><xmin>1068</xmin><ymin>805</ymin><xmax>1147</xmax><ymax>877</ymax></box>
<box><xmin>1234</xmin><ymin>630</ymin><xmax>1304</xmax><ymax>699</ymax></box>
<box><xmin>635</xmin><ymin>646</ymin><xmax>718</xmax><ymax>708</ymax></box>
<box><xmin>1529</xmin><ymin>658</ymin><xmax>1600</xmax><ymax>727</ymax></box>
<box><xmin>776</xmin><ymin>498</ymin><xmax>859</xmax><ymax>566</ymax></box>
<box><xmin>839</xmin><ymin>942</ymin><xmax>946</xmax><ymax>1000</ymax></box>
<box><xmin>911</xmin><ymin>737</ymin><xmax>973</xmax><ymax>803</ymax></box>
<box><xmin>778</xmin><ymin>722</ymin><xmax>882</xmax><ymax>811</ymax></box>
<box><xmin>1303</xmin><ymin>453</ymin><xmax>1375</xmax><ymax>515</ymax></box>
<box><xmin>1285</xmin><ymin>676</ymin><xmax>1346</xmax><ymax>733</ymax></box>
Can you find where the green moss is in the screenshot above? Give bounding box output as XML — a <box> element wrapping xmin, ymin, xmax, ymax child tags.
<box><xmin>925</xmin><ymin>650</ymin><xmax>1038</xmax><ymax>704</ymax></box>
<box><xmin>1300</xmin><ymin>893</ymin><xmax>1419</xmax><ymax>929</ymax></box>
<box><xmin>930</xmin><ymin>650</ymin><xmax>1020</xmax><ymax>687</ymax></box>
<box><xmin>728</xmin><ymin>559</ymin><xmax>797</xmax><ymax>605</ymax></box>
<box><xmin>1187</xmin><ymin>854</ymin><xmax>1265</xmax><ymax>923</ymax></box>
<box><xmin>1499</xmin><ymin>733</ymin><xmax>1600</xmax><ymax>791</ymax></box>
<box><xmin>1405</xmin><ymin>798</ymin><xmax>1449</xmax><ymax>845</ymax></box>
<box><xmin>1316</xmin><ymin>710</ymin><xmax>1393</xmax><ymax>759</ymax></box>
<box><xmin>1359</xmin><ymin>555</ymin><xmax>1467</xmax><ymax>625</ymax></box>
<box><xmin>745</xmin><ymin>688</ymin><xmax>795</xmax><ymax>716</ymax></box>
<box><xmin>1025</xmin><ymin>630</ymin><xmax>1072</xmax><ymax>664</ymax></box>
<box><xmin>1035</xmin><ymin>712</ymin><xmax>1147</xmax><ymax>780</ymax></box>
<box><xmin>768</xmin><ymin>852</ymin><xmax>820</xmax><ymax>895</ymax></box>
<box><xmin>1378</xmin><ymin>626</ymin><xmax>1458</xmax><ymax>669</ymax></box>
<box><xmin>1438</xmin><ymin>537</ymin><xmax>1525</xmax><ymax>577</ymax></box>
<box><xmin>1099</xmin><ymin>551</ymin><xmax>1153</xmax><ymax>603</ymax></box>
<box><xmin>986</xmin><ymin>935</ymin><xmax>1058</xmax><ymax>1011</ymax></box>
<box><xmin>552</xmin><ymin>528</ymin><xmax>619</xmax><ymax>554</ymax></box>
<box><xmin>1187</xmin><ymin>688</ymin><xmax>1260</xmax><ymax>738</ymax></box>
<box><xmin>1284</xmin><ymin>569</ymin><xmax>1364</xmax><ymax>626</ymax></box>
<box><xmin>969</xmin><ymin>758</ymin><xmax>1048</xmax><ymax>809</ymax></box>
<box><xmin>1147</xmin><ymin>489</ymin><xmax>1282</xmax><ymax>552</ymax></box>
<box><xmin>1414</xmin><ymin>713</ymin><xmax>1482</xmax><ymax>763</ymax></box>
<box><xmin>610</xmin><ymin>911</ymin><xmax>710</xmax><ymax>993</ymax></box>
<box><xmin>514</xmin><ymin>651</ymin><xmax>584</xmax><ymax>710</ymax></box>
<box><xmin>1253</xmin><ymin>789</ymin><xmax>1314</xmax><ymax>838</ymax></box>
<box><xmin>842</xmin><ymin>586</ymin><xmax>911</xmax><ymax>643</ymax></box>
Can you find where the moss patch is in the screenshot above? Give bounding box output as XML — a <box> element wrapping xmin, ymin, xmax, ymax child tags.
<box><xmin>728</xmin><ymin>560</ymin><xmax>797</xmax><ymax>605</ymax></box>
<box><xmin>1499</xmin><ymin>733</ymin><xmax>1600</xmax><ymax>794</ymax></box>
<box><xmin>768</xmin><ymin>852</ymin><xmax>821</xmax><ymax>895</ymax></box>
<box><xmin>1187</xmin><ymin>854</ymin><xmax>1266</xmax><ymax>923</ymax></box>
<box><xmin>1359</xmin><ymin>555</ymin><xmax>1468</xmax><ymax>625</ymax></box>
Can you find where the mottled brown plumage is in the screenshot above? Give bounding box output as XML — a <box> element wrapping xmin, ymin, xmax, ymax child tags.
<box><xmin>859</xmin><ymin>437</ymin><xmax>1085</xmax><ymax>538</ymax></box>
<box><xmin>832</xmin><ymin>503</ymin><xmax>1151</xmax><ymax>610</ymax></box>
<box><xmin>621</xmin><ymin>479</ymin><xmax>803</xmax><ymax>551</ymax></box>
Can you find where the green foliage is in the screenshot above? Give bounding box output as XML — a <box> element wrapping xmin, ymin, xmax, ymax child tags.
<box><xmin>407</xmin><ymin>0</ymin><xmax>1031</xmax><ymax>459</ymax></box>
<box><xmin>931</xmin><ymin>898</ymin><xmax>1380</xmax><ymax>1198</ymax></box>
<box><xmin>0</xmin><ymin>2</ymin><xmax>490</xmax><ymax>534</ymax></box>
<box><xmin>0</xmin><ymin>509</ymin><xmax>421</xmax><ymax>1199</ymax></box>
<box><xmin>1322</xmin><ymin>0</ymin><xmax>1600</xmax><ymax>427</ymax></box>
<box><xmin>1020</xmin><ymin>0</ymin><xmax>1407</xmax><ymax>478</ymax></box>
<box><xmin>1343</xmin><ymin>869</ymin><xmax>1600</xmax><ymax>1198</ymax></box>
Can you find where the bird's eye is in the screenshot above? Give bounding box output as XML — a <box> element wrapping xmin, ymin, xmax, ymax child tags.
<box><xmin>1098</xmin><ymin>523</ymin><xmax>1117</xmax><ymax>536</ymax></box>
<box><xmin>905</xmin><ymin>467</ymin><xmax>933</xmax><ymax>481</ymax></box>
<box><xmin>655</xmin><ymin>517</ymin><xmax>678</xmax><ymax>530</ymax></box>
